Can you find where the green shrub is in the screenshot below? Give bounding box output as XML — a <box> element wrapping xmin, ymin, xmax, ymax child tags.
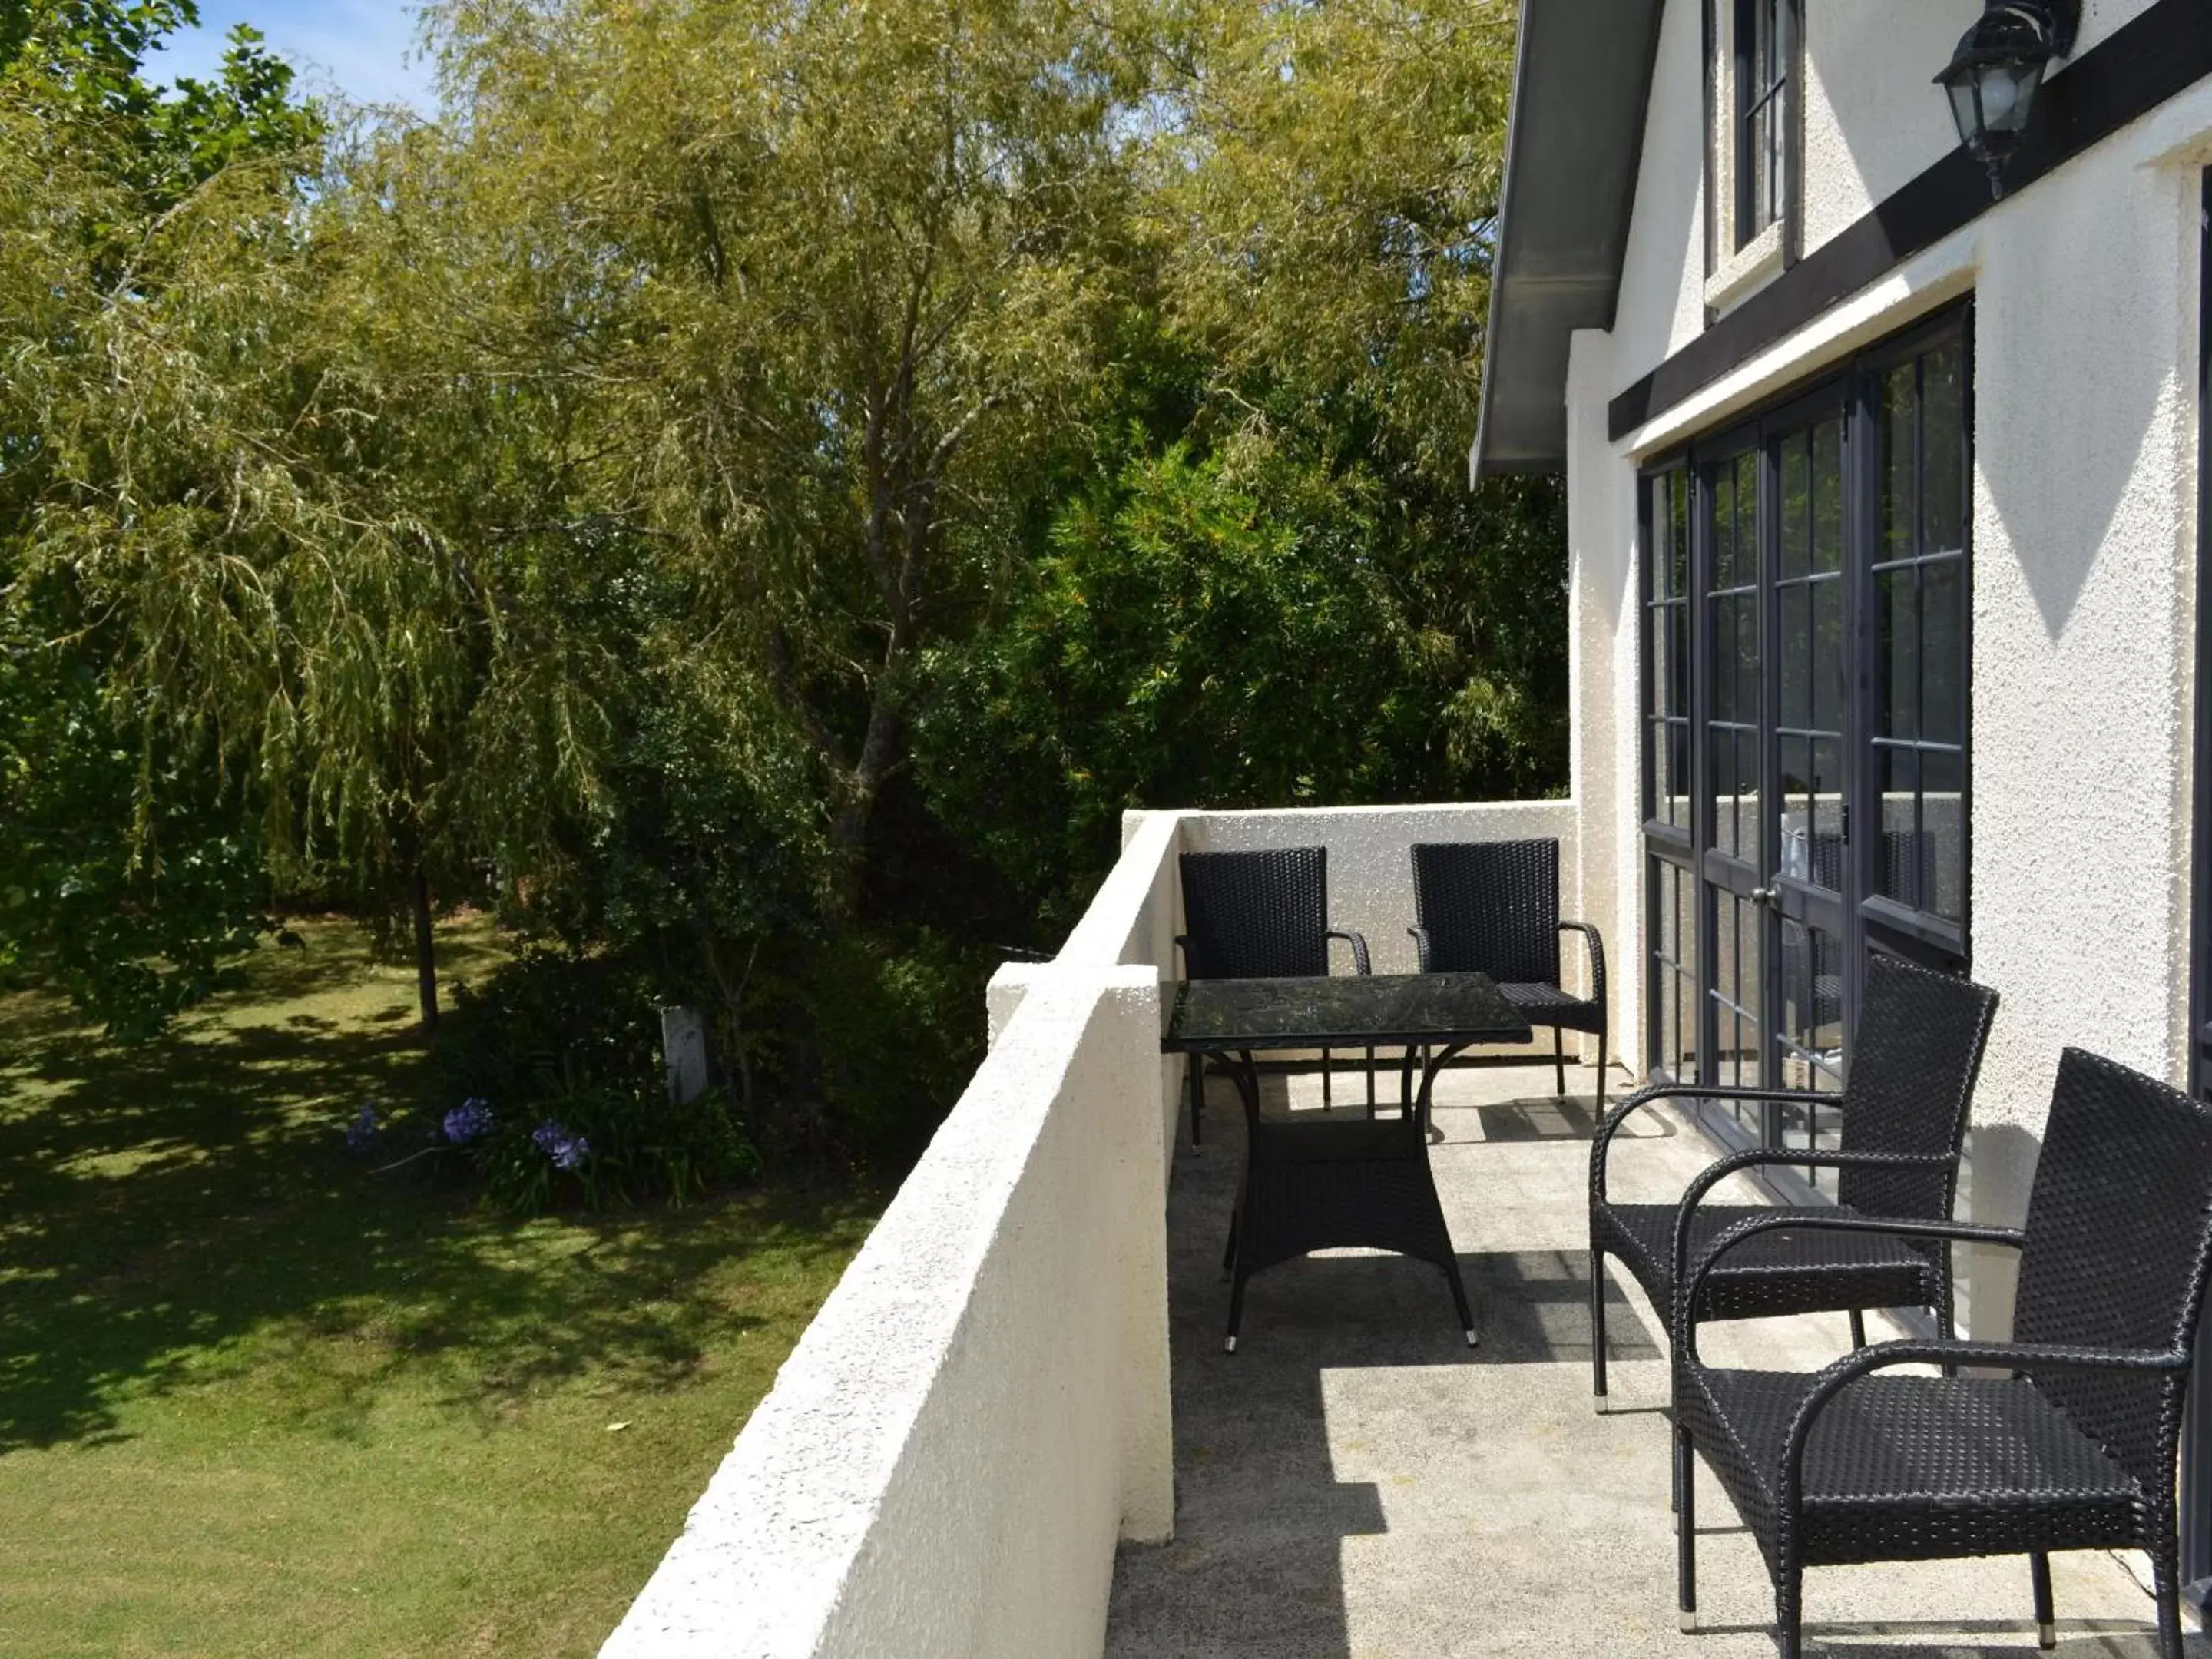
<box><xmin>804</xmin><ymin>928</ymin><xmax>991</xmax><ymax>1173</ymax></box>
<box><xmin>422</xmin><ymin>948</ymin><xmax>756</xmax><ymax>1214</ymax></box>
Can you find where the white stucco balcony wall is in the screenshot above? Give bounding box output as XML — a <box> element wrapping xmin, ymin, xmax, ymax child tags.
<box><xmin>601</xmin><ymin>798</ymin><xmax>1592</xmax><ymax>1658</ymax></box>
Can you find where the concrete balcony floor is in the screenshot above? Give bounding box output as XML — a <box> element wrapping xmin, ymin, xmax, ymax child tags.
<box><xmin>1106</xmin><ymin>1061</ymin><xmax>2202</xmax><ymax>1658</ymax></box>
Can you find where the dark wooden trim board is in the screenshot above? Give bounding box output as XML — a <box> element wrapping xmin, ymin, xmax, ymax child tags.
<box><xmin>1610</xmin><ymin>0</ymin><xmax>2212</xmax><ymax>443</ymax></box>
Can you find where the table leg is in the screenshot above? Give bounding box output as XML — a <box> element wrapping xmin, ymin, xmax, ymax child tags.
<box><xmin>1415</xmin><ymin>1041</ymin><xmax>1471</xmax><ymax>1144</ymax></box>
<box><xmin>1412</xmin><ymin>1041</ymin><xmax>1478</xmax><ymax>1346</ymax></box>
<box><xmin>1223</xmin><ymin>1049</ymin><xmax>1263</xmax><ymax>1353</ymax></box>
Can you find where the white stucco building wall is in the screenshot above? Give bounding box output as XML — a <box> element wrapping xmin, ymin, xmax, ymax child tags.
<box><xmin>1558</xmin><ymin>0</ymin><xmax>2209</xmax><ymax>1330</ymax></box>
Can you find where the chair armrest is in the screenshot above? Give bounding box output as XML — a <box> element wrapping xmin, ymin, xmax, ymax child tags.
<box><xmin>1773</xmin><ymin>1337</ymin><xmax>2190</xmax><ymax>1508</ymax></box>
<box><xmin>1327</xmin><ymin>929</ymin><xmax>1372</xmax><ymax>975</ymax></box>
<box><xmin>1558</xmin><ymin>920</ymin><xmax>1605</xmax><ymax>1011</ymax></box>
<box><xmin>1671</xmin><ymin>1148</ymin><xmax>1959</xmax><ymax>1293</ymax></box>
<box><xmin>1591</xmin><ymin>1083</ymin><xmax>1820</xmax><ymax>1204</ymax></box>
<box><xmin>1407</xmin><ymin>925</ymin><xmax>1431</xmax><ymax>973</ymax></box>
<box><xmin>1681</xmin><ymin>1213</ymin><xmax>2027</xmax><ymax>1363</ymax></box>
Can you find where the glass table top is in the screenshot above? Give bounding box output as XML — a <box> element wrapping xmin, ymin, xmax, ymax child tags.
<box><xmin>1162</xmin><ymin>972</ymin><xmax>1531</xmax><ymax>1052</ymax></box>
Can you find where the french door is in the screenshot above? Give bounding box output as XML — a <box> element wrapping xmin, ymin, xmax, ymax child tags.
<box><xmin>1642</xmin><ymin>309</ymin><xmax>1972</xmax><ymax>1187</ymax></box>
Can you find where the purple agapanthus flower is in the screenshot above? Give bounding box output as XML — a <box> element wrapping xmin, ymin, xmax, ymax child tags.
<box><xmin>345</xmin><ymin>1102</ymin><xmax>381</xmax><ymax>1153</ymax></box>
<box><xmin>443</xmin><ymin>1098</ymin><xmax>495</xmax><ymax>1145</ymax></box>
<box><xmin>532</xmin><ymin>1120</ymin><xmax>591</xmax><ymax>1171</ymax></box>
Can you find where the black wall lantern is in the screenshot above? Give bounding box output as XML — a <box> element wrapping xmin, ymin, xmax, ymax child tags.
<box><xmin>1936</xmin><ymin>0</ymin><xmax>2080</xmax><ymax>197</ymax></box>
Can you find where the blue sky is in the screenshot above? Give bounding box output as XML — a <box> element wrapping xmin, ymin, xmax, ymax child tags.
<box><xmin>153</xmin><ymin>2</ymin><xmax>435</xmax><ymax>114</ymax></box>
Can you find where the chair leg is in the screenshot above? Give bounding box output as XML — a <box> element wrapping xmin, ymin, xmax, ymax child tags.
<box><xmin>1776</xmin><ymin>1561</ymin><xmax>1803</xmax><ymax>1659</ymax></box>
<box><xmin>1224</xmin><ymin>1266</ymin><xmax>1249</xmax><ymax>1354</ymax></box>
<box><xmin>1188</xmin><ymin>1055</ymin><xmax>1204</xmax><ymax>1147</ymax></box>
<box><xmin>2029</xmin><ymin>1550</ymin><xmax>2055</xmax><ymax>1650</ymax></box>
<box><xmin>1552</xmin><ymin>1026</ymin><xmax>1566</xmax><ymax>1098</ymax></box>
<box><xmin>2153</xmin><ymin>1532</ymin><xmax>2185</xmax><ymax>1659</ymax></box>
<box><xmin>1849</xmin><ymin>1309</ymin><xmax>1867</xmax><ymax>1350</ymax></box>
<box><xmin>1594</xmin><ymin>1026</ymin><xmax>1608</xmax><ymax>1111</ymax></box>
<box><xmin>1589</xmin><ymin>1248</ymin><xmax>1610</xmax><ymax>1404</ymax></box>
<box><xmin>1676</xmin><ymin>1426</ymin><xmax>1697</xmax><ymax>1631</ymax></box>
<box><xmin>1442</xmin><ymin>1251</ymin><xmax>1479</xmax><ymax>1348</ymax></box>
<box><xmin>1323</xmin><ymin>1047</ymin><xmax>1333</xmax><ymax>1110</ymax></box>
<box><xmin>1365</xmin><ymin>1045</ymin><xmax>1376</xmax><ymax>1118</ymax></box>
<box><xmin>1221</xmin><ymin>1209</ymin><xmax>1239</xmax><ymax>1278</ymax></box>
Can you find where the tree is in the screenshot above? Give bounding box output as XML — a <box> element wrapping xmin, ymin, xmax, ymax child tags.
<box><xmin>916</xmin><ymin>0</ymin><xmax>1565</xmax><ymax>921</ymax></box>
<box><xmin>0</xmin><ymin>2</ymin><xmax>320</xmax><ymax>1036</ymax></box>
<box><xmin>425</xmin><ymin>0</ymin><xmax>1146</xmax><ymax>916</ymax></box>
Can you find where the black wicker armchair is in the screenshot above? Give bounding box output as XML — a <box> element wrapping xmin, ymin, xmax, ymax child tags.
<box><xmin>1588</xmin><ymin>950</ymin><xmax>1998</xmax><ymax>1405</ymax></box>
<box><xmin>1176</xmin><ymin>848</ymin><xmax>1372</xmax><ymax>1144</ymax></box>
<box><xmin>1673</xmin><ymin>1047</ymin><xmax>2212</xmax><ymax>1657</ymax></box>
<box><xmin>1408</xmin><ymin>839</ymin><xmax>1608</xmax><ymax>1106</ymax></box>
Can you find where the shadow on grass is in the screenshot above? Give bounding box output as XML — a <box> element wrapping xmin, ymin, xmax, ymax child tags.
<box><xmin>0</xmin><ymin>921</ymin><xmax>871</xmax><ymax>1455</ymax></box>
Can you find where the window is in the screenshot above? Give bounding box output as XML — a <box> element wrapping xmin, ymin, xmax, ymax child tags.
<box><xmin>1736</xmin><ymin>0</ymin><xmax>1790</xmax><ymax>248</ymax></box>
<box><xmin>1644</xmin><ymin>470</ymin><xmax>1691</xmax><ymax>833</ymax></box>
<box><xmin>1637</xmin><ymin>306</ymin><xmax>1972</xmax><ymax>1181</ymax></box>
<box><xmin>1706</xmin><ymin>0</ymin><xmax>1800</xmax><ymax>289</ymax></box>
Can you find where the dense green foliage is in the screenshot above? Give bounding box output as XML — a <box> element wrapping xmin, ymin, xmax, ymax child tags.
<box><xmin>0</xmin><ymin>0</ymin><xmax>1562</xmax><ymax>1171</ymax></box>
<box><xmin>0</xmin><ymin>0</ymin><xmax>320</xmax><ymax>1035</ymax></box>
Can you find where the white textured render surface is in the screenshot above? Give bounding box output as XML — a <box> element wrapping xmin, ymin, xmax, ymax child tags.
<box><xmin>1566</xmin><ymin>328</ymin><xmax>1644</xmax><ymax>1078</ymax></box>
<box><xmin>1611</xmin><ymin>0</ymin><xmax>1710</xmax><ymax>386</ymax></box>
<box><xmin>1960</xmin><ymin>126</ymin><xmax>2202</xmax><ymax>1299</ymax></box>
<box><xmin>1564</xmin><ymin>0</ymin><xmax>2208</xmax><ymax>1335</ymax></box>
<box><xmin>608</xmin><ymin>801</ymin><xmax>1590</xmax><ymax>1657</ymax></box>
<box><xmin>599</xmin><ymin>968</ymin><xmax>1172</xmax><ymax>1659</ymax></box>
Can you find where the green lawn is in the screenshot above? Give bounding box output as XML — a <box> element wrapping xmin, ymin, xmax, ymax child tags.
<box><xmin>0</xmin><ymin>917</ymin><xmax>876</xmax><ymax>1657</ymax></box>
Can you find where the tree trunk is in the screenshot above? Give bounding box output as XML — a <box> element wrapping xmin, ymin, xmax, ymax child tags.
<box><xmin>412</xmin><ymin>865</ymin><xmax>439</xmax><ymax>1031</ymax></box>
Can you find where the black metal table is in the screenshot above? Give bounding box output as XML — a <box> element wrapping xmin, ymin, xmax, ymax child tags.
<box><xmin>1161</xmin><ymin>971</ymin><xmax>1532</xmax><ymax>1351</ymax></box>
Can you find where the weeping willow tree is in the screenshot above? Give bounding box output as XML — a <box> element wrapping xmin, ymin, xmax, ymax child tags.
<box><xmin>419</xmin><ymin>0</ymin><xmax>1146</xmax><ymax>918</ymax></box>
<box><xmin>6</xmin><ymin>0</ymin><xmax>1151</xmax><ymax>1038</ymax></box>
<box><xmin>0</xmin><ymin>3</ymin><xmax>330</xmax><ymax>1035</ymax></box>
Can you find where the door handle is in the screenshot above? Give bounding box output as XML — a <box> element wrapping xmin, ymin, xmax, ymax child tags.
<box><xmin>1750</xmin><ymin>886</ymin><xmax>1777</xmax><ymax>906</ymax></box>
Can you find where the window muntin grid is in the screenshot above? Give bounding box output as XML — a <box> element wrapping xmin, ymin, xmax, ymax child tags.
<box><xmin>1645</xmin><ymin>472</ymin><xmax>1692</xmax><ymax>831</ymax></box>
<box><xmin>1873</xmin><ymin>340</ymin><xmax>1969</xmax><ymax>925</ymax></box>
<box><xmin>1735</xmin><ymin>0</ymin><xmax>1790</xmax><ymax>249</ymax></box>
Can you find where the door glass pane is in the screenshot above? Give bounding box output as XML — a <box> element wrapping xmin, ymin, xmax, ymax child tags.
<box><xmin>1651</xmin><ymin>859</ymin><xmax>1699</xmax><ymax>1081</ymax></box>
<box><xmin>1878</xmin><ymin>566</ymin><xmax>1919</xmax><ymax>742</ymax></box>
<box><xmin>1922</xmin><ymin>555</ymin><xmax>1964</xmax><ymax>746</ymax></box>
<box><xmin>1775</xmin><ymin>914</ymin><xmax>1845</xmax><ymax>1190</ymax></box>
<box><xmin>1877</xmin><ymin>744</ymin><xmax>1920</xmax><ymax>908</ymax></box>
<box><xmin>1879</xmin><ymin>361</ymin><xmax>1918</xmax><ymax>560</ymax></box>
<box><xmin>1925</xmin><ymin>343</ymin><xmax>1965</xmax><ymax>554</ymax></box>
<box><xmin>1780</xmin><ymin>437</ymin><xmax>1810</xmax><ymax>579</ymax></box>
<box><xmin>1813</xmin><ymin>575</ymin><xmax>1845</xmax><ymax>733</ymax></box>
<box><xmin>1713</xmin><ymin>889</ymin><xmax>1763</xmax><ymax>1115</ymax></box>
<box><xmin>1813</xmin><ymin>422</ymin><xmax>1844</xmax><ymax>574</ymax></box>
<box><xmin>1810</xmin><ymin>735</ymin><xmax>1844</xmax><ymax>885</ymax></box>
<box><xmin>1780</xmin><ymin>586</ymin><xmax>1810</xmax><ymax>729</ymax></box>
<box><xmin>1921</xmin><ymin>747</ymin><xmax>1966</xmax><ymax>922</ymax></box>
<box><xmin>1671</xmin><ymin>472</ymin><xmax>1691</xmax><ymax>596</ymax></box>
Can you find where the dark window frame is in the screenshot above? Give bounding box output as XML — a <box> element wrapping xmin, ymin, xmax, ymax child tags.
<box><xmin>1636</xmin><ymin>300</ymin><xmax>1973</xmax><ymax>1121</ymax></box>
<box><xmin>1734</xmin><ymin>0</ymin><xmax>1790</xmax><ymax>250</ymax></box>
<box><xmin>1706</xmin><ymin>0</ymin><xmax>1803</xmax><ymax>276</ymax></box>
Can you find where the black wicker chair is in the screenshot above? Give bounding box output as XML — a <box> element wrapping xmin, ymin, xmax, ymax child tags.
<box><xmin>1673</xmin><ymin>1047</ymin><xmax>2212</xmax><ymax>1657</ymax></box>
<box><xmin>1588</xmin><ymin>950</ymin><xmax>1998</xmax><ymax>1405</ymax></box>
<box><xmin>1408</xmin><ymin>839</ymin><xmax>1607</xmax><ymax>1106</ymax></box>
<box><xmin>1176</xmin><ymin>848</ymin><xmax>1372</xmax><ymax>1144</ymax></box>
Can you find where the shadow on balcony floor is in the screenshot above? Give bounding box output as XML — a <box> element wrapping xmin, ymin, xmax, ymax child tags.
<box><xmin>1104</xmin><ymin>1062</ymin><xmax>2204</xmax><ymax>1659</ymax></box>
